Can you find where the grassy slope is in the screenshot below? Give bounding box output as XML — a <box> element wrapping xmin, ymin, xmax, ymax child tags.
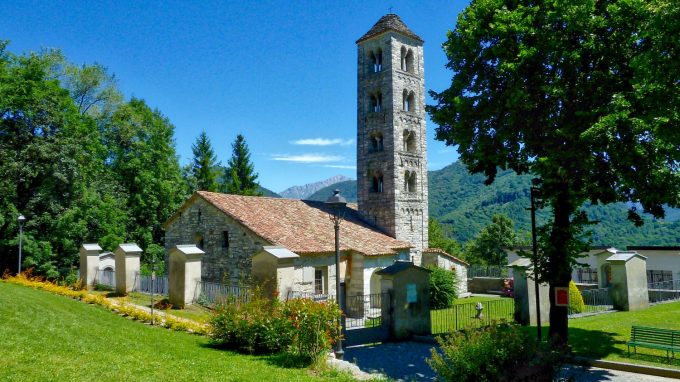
<box><xmin>0</xmin><ymin>282</ymin><xmax>347</xmax><ymax>382</ymax></box>
<box><xmin>567</xmin><ymin>301</ymin><xmax>680</xmax><ymax>369</ymax></box>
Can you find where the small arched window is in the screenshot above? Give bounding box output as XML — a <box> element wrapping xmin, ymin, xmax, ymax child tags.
<box><xmin>371</xmin><ymin>173</ymin><xmax>384</xmax><ymax>193</ymax></box>
<box><xmin>370</xmin><ymin>92</ymin><xmax>382</xmax><ymax>112</ymax></box>
<box><xmin>403</xmin><ymin>130</ymin><xmax>416</xmax><ymax>152</ymax></box>
<box><xmin>403</xmin><ymin>90</ymin><xmax>415</xmax><ymax>112</ymax></box>
<box><xmin>405</xmin><ymin>171</ymin><xmax>417</xmax><ymax>192</ymax></box>
<box><xmin>401</xmin><ymin>47</ymin><xmax>414</xmax><ymax>72</ymax></box>
<box><xmin>370</xmin><ymin>132</ymin><xmax>384</xmax><ymax>152</ymax></box>
<box><xmin>370</xmin><ymin>48</ymin><xmax>383</xmax><ymax>73</ymax></box>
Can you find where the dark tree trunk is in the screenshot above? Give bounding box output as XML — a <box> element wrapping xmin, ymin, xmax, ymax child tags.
<box><xmin>547</xmin><ymin>188</ymin><xmax>574</xmax><ymax>346</ymax></box>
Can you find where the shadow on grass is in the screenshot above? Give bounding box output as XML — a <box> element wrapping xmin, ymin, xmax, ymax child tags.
<box><xmin>568</xmin><ymin>327</ymin><xmax>622</xmax><ymax>359</ymax></box>
<box><xmin>198</xmin><ymin>342</ymin><xmax>312</xmax><ymax>369</ymax></box>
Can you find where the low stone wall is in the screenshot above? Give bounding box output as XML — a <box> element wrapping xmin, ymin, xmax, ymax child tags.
<box><xmin>467</xmin><ymin>277</ymin><xmax>505</xmax><ymax>294</ymax></box>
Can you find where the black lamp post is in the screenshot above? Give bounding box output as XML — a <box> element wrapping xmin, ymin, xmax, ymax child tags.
<box><xmin>17</xmin><ymin>214</ymin><xmax>26</xmax><ymax>275</ymax></box>
<box><xmin>326</xmin><ymin>189</ymin><xmax>346</xmax><ymax>360</ymax></box>
<box><xmin>529</xmin><ymin>179</ymin><xmax>541</xmax><ymax>341</ymax></box>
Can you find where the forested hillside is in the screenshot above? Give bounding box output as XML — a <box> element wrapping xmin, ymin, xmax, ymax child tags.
<box><xmin>306</xmin><ymin>180</ymin><xmax>357</xmax><ymax>202</ymax></box>
<box><xmin>309</xmin><ymin>162</ymin><xmax>680</xmax><ymax>247</ymax></box>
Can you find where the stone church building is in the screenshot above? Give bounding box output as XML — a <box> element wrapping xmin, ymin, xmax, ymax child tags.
<box><xmin>164</xmin><ymin>14</ymin><xmax>468</xmax><ymax>298</ymax></box>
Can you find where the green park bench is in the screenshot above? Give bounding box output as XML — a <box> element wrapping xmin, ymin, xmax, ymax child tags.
<box><xmin>627</xmin><ymin>325</ymin><xmax>680</xmax><ymax>362</ymax></box>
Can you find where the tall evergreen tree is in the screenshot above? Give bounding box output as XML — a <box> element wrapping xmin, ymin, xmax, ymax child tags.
<box><xmin>190</xmin><ymin>131</ymin><xmax>220</xmax><ymax>192</ymax></box>
<box><xmin>223</xmin><ymin>134</ymin><xmax>261</xmax><ymax>196</ymax></box>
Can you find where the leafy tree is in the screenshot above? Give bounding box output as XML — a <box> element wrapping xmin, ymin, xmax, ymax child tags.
<box><xmin>428</xmin><ymin>218</ymin><xmax>462</xmax><ymax>256</ymax></box>
<box><xmin>223</xmin><ymin>134</ymin><xmax>261</xmax><ymax>196</ymax></box>
<box><xmin>62</xmin><ymin>63</ymin><xmax>122</xmax><ymax>117</ymax></box>
<box><xmin>464</xmin><ymin>214</ymin><xmax>517</xmax><ymax>266</ymax></box>
<box><xmin>105</xmin><ymin>98</ymin><xmax>188</xmax><ymax>251</ymax></box>
<box><xmin>0</xmin><ymin>43</ymin><xmax>126</xmax><ymax>275</ymax></box>
<box><xmin>428</xmin><ymin>0</ymin><xmax>679</xmax><ymax>343</ymax></box>
<box><xmin>190</xmin><ymin>131</ymin><xmax>221</xmax><ymax>192</ymax></box>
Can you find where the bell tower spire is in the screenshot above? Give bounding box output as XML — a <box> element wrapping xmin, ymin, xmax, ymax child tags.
<box><xmin>356</xmin><ymin>14</ymin><xmax>428</xmax><ymax>263</ymax></box>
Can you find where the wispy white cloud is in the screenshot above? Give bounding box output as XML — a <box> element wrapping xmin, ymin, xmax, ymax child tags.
<box><xmin>323</xmin><ymin>164</ymin><xmax>356</xmax><ymax>170</ymax></box>
<box><xmin>291</xmin><ymin>138</ymin><xmax>354</xmax><ymax>146</ymax></box>
<box><xmin>271</xmin><ymin>153</ymin><xmax>344</xmax><ymax>163</ymax></box>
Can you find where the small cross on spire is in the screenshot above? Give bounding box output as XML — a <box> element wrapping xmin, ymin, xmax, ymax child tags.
<box><xmin>388</xmin><ymin>6</ymin><xmax>394</xmax><ymax>14</ymax></box>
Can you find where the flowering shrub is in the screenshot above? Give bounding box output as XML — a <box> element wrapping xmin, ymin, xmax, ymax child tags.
<box><xmin>210</xmin><ymin>294</ymin><xmax>341</xmax><ymax>361</ymax></box>
<box><xmin>428</xmin><ymin>323</ymin><xmax>561</xmax><ymax>382</ymax></box>
<box><xmin>283</xmin><ymin>297</ymin><xmax>341</xmax><ymax>362</ymax></box>
<box><xmin>210</xmin><ymin>293</ymin><xmax>294</xmax><ymax>354</ymax></box>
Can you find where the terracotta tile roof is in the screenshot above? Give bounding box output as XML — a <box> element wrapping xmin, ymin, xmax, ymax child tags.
<box><xmin>171</xmin><ymin>191</ymin><xmax>412</xmax><ymax>256</ymax></box>
<box><xmin>425</xmin><ymin>247</ymin><xmax>469</xmax><ymax>266</ymax></box>
<box><xmin>356</xmin><ymin>14</ymin><xmax>423</xmax><ymax>44</ymax></box>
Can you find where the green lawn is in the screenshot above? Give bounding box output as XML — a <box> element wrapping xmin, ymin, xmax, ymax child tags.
<box><xmin>567</xmin><ymin>301</ymin><xmax>680</xmax><ymax>369</ymax></box>
<box><xmin>431</xmin><ymin>297</ymin><xmax>514</xmax><ymax>334</ymax></box>
<box><xmin>0</xmin><ymin>282</ymin><xmax>353</xmax><ymax>381</ymax></box>
<box><xmin>453</xmin><ymin>295</ymin><xmax>503</xmax><ymax>305</ymax></box>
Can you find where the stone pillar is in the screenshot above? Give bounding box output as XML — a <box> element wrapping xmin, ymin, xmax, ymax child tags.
<box><xmin>79</xmin><ymin>243</ymin><xmax>102</xmax><ymax>289</ymax></box>
<box><xmin>509</xmin><ymin>258</ymin><xmax>549</xmax><ymax>326</ymax></box>
<box><xmin>606</xmin><ymin>251</ymin><xmax>649</xmax><ymax>311</ymax></box>
<box><xmin>169</xmin><ymin>245</ymin><xmax>205</xmax><ymax>308</ymax></box>
<box><xmin>377</xmin><ymin>261</ymin><xmax>431</xmax><ymax>340</ymax></box>
<box><xmin>114</xmin><ymin>243</ymin><xmax>142</xmax><ymax>295</ymax></box>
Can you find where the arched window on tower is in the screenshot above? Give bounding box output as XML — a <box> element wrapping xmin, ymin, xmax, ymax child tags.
<box><xmin>403</xmin><ymin>130</ymin><xmax>416</xmax><ymax>153</ymax></box>
<box><xmin>370</xmin><ymin>48</ymin><xmax>383</xmax><ymax>72</ymax></box>
<box><xmin>370</xmin><ymin>92</ymin><xmax>382</xmax><ymax>112</ymax></box>
<box><xmin>370</xmin><ymin>132</ymin><xmax>384</xmax><ymax>152</ymax></box>
<box><xmin>401</xmin><ymin>47</ymin><xmax>414</xmax><ymax>73</ymax></box>
<box><xmin>403</xmin><ymin>90</ymin><xmax>415</xmax><ymax>112</ymax></box>
<box><xmin>404</xmin><ymin>171</ymin><xmax>417</xmax><ymax>192</ymax></box>
<box><xmin>371</xmin><ymin>173</ymin><xmax>384</xmax><ymax>193</ymax></box>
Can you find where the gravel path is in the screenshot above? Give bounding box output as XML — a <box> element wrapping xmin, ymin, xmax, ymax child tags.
<box><xmin>343</xmin><ymin>341</ymin><xmax>437</xmax><ymax>381</ymax></box>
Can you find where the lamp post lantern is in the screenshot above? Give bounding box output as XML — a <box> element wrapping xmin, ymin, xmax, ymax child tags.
<box><xmin>17</xmin><ymin>214</ymin><xmax>26</xmax><ymax>275</ymax></box>
<box><xmin>325</xmin><ymin>189</ymin><xmax>346</xmax><ymax>360</ymax></box>
<box><xmin>529</xmin><ymin>180</ymin><xmax>541</xmax><ymax>342</ymax></box>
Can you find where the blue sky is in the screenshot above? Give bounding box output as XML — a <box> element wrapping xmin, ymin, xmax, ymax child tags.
<box><xmin>1</xmin><ymin>0</ymin><xmax>468</xmax><ymax>192</ymax></box>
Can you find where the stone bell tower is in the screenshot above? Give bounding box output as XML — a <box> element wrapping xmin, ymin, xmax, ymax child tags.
<box><xmin>356</xmin><ymin>14</ymin><xmax>428</xmax><ymax>263</ymax></box>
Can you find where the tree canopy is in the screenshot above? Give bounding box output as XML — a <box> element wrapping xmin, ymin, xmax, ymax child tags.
<box><xmin>464</xmin><ymin>214</ymin><xmax>517</xmax><ymax>266</ymax></box>
<box><xmin>223</xmin><ymin>134</ymin><xmax>261</xmax><ymax>196</ymax></box>
<box><xmin>429</xmin><ymin>0</ymin><xmax>679</xmax><ymax>343</ymax></box>
<box><xmin>0</xmin><ymin>42</ymin><xmax>188</xmax><ymax>276</ymax></box>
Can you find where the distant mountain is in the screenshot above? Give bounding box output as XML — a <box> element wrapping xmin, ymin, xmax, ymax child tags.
<box><xmin>258</xmin><ymin>186</ymin><xmax>281</xmax><ymax>198</ymax></box>
<box><xmin>279</xmin><ymin>175</ymin><xmax>351</xmax><ymax>199</ymax></box>
<box><xmin>307</xmin><ymin>180</ymin><xmax>358</xmax><ymax>202</ymax></box>
<box><xmin>299</xmin><ymin>162</ymin><xmax>680</xmax><ymax>247</ymax></box>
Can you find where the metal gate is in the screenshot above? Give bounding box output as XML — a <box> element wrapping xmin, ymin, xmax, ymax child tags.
<box><xmin>343</xmin><ymin>291</ymin><xmax>392</xmax><ymax>346</ymax></box>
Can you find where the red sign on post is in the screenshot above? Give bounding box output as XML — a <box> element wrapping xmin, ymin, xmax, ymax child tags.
<box><xmin>555</xmin><ymin>287</ymin><xmax>569</xmax><ymax>306</ymax></box>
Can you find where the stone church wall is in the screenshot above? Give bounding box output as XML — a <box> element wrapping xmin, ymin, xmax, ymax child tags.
<box><xmin>164</xmin><ymin>198</ymin><xmax>268</xmax><ymax>284</ymax></box>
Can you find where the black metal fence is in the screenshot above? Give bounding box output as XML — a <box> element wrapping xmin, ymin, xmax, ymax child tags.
<box><xmin>195</xmin><ymin>281</ymin><xmax>250</xmax><ymax>306</ymax></box>
<box><xmin>575</xmin><ymin>268</ymin><xmax>598</xmax><ymax>284</ymax></box>
<box><xmin>134</xmin><ymin>273</ymin><xmax>169</xmax><ymax>296</ymax></box>
<box><xmin>467</xmin><ymin>265</ymin><xmax>511</xmax><ymax>279</ymax></box>
<box><xmin>567</xmin><ymin>287</ymin><xmax>613</xmax><ymax>316</ymax></box>
<box><xmin>344</xmin><ymin>292</ymin><xmax>390</xmax><ymax>329</ymax></box>
<box><xmin>430</xmin><ymin>298</ymin><xmax>515</xmax><ymax>334</ymax></box>
<box><xmin>648</xmin><ymin>279</ymin><xmax>680</xmax><ymax>304</ymax></box>
<box><xmin>647</xmin><ymin>270</ymin><xmax>673</xmax><ymax>284</ymax></box>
